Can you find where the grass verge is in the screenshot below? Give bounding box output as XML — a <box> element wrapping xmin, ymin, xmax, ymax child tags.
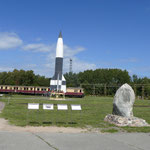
<box><xmin>0</xmin><ymin>95</ymin><xmax>150</xmax><ymax>132</ymax></box>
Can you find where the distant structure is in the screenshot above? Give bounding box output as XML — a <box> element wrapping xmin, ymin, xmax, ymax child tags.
<box><xmin>50</xmin><ymin>32</ymin><xmax>66</xmax><ymax>93</ymax></box>
<box><xmin>69</xmin><ymin>59</ymin><xmax>72</xmax><ymax>73</ymax></box>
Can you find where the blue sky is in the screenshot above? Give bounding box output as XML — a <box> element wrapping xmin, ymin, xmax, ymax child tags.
<box><xmin>0</xmin><ymin>0</ymin><xmax>150</xmax><ymax>77</ymax></box>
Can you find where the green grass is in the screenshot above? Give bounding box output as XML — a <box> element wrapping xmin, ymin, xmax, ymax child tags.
<box><xmin>0</xmin><ymin>95</ymin><xmax>150</xmax><ymax>132</ymax></box>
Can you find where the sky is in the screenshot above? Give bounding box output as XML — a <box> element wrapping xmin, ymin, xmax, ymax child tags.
<box><xmin>0</xmin><ymin>0</ymin><xmax>150</xmax><ymax>78</ymax></box>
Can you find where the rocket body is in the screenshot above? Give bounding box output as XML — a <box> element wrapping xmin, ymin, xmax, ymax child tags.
<box><xmin>50</xmin><ymin>32</ymin><xmax>66</xmax><ymax>92</ymax></box>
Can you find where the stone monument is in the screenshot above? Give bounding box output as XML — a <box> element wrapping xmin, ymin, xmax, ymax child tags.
<box><xmin>104</xmin><ymin>83</ymin><xmax>149</xmax><ymax>127</ymax></box>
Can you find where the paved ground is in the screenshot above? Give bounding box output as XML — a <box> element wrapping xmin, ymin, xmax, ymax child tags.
<box><xmin>0</xmin><ymin>131</ymin><xmax>150</xmax><ymax>150</ymax></box>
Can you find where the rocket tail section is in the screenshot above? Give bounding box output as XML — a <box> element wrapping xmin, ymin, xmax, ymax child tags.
<box><xmin>50</xmin><ymin>75</ymin><xmax>66</xmax><ymax>92</ymax></box>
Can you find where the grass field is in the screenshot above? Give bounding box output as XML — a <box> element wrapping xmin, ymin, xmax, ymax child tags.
<box><xmin>0</xmin><ymin>95</ymin><xmax>150</xmax><ymax>133</ymax></box>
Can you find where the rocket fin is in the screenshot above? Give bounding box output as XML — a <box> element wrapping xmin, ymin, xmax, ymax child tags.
<box><xmin>62</xmin><ymin>75</ymin><xmax>66</xmax><ymax>81</ymax></box>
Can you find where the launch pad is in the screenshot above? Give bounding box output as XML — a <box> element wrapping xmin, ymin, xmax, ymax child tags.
<box><xmin>50</xmin><ymin>91</ymin><xmax>66</xmax><ymax>100</ymax></box>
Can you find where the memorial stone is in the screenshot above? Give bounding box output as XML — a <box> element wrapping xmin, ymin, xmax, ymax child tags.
<box><xmin>112</xmin><ymin>83</ymin><xmax>135</xmax><ymax>117</ymax></box>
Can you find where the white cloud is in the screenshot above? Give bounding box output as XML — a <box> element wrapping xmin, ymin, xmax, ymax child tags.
<box><xmin>0</xmin><ymin>32</ymin><xmax>23</xmax><ymax>50</ymax></box>
<box><xmin>0</xmin><ymin>66</ymin><xmax>14</xmax><ymax>72</ymax></box>
<box><xmin>22</xmin><ymin>43</ymin><xmax>55</xmax><ymax>52</ymax></box>
<box><xmin>63</xmin><ymin>57</ymin><xmax>96</xmax><ymax>73</ymax></box>
<box><xmin>35</xmin><ymin>37</ymin><xmax>42</xmax><ymax>41</ymax></box>
<box><xmin>63</xmin><ymin>45</ymin><xmax>85</xmax><ymax>58</ymax></box>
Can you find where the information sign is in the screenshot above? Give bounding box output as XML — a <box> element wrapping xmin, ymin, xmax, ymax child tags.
<box><xmin>43</xmin><ymin>104</ymin><xmax>54</xmax><ymax>110</ymax></box>
<box><xmin>57</xmin><ymin>104</ymin><xmax>68</xmax><ymax>110</ymax></box>
<box><xmin>71</xmin><ymin>105</ymin><xmax>82</xmax><ymax>110</ymax></box>
<box><xmin>28</xmin><ymin>103</ymin><xmax>39</xmax><ymax>110</ymax></box>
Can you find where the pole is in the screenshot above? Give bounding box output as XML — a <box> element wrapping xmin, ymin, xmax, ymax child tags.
<box><xmin>134</xmin><ymin>84</ymin><xmax>137</xmax><ymax>99</ymax></box>
<box><xmin>142</xmin><ymin>85</ymin><xmax>144</xmax><ymax>100</ymax></box>
<box><xmin>93</xmin><ymin>85</ymin><xmax>95</xmax><ymax>96</ymax></box>
<box><xmin>104</xmin><ymin>84</ymin><xmax>107</xmax><ymax>96</ymax></box>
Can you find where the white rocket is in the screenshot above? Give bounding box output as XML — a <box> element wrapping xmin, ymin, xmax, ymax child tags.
<box><xmin>50</xmin><ymin>32</ymin><xmax>66</xmax><ymax>92</ymax></box>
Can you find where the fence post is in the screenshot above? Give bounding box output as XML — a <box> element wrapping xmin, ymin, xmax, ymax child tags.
<box><xmin>134</xmin><ymin>84</ymin><xmax>137</xmax><ymax>99</ymax></box>
<box><xmin>104</xmin><ymin>84</ymin><xmax>107</xmax><ymax>96</ymax></box>
<box><xmin>93</xmin><ymin>85</ymin><xmax>95</xmax><ymax>96</ymax></box>
<box><xmin>142</xmin><ymin>85</ymin><xmax>144</xmax><ymax>100</ymax></box>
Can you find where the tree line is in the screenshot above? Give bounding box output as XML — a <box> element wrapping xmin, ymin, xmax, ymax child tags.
<box><xmin>1</xmin><ymin>68</ymin><xmax>150</xmax><ymax>96</ymax></box>
<box><xmin>1</xmin><ymin>68</ymin><xmax>150</xmax><ymax>86</ymax></box>
<box><xmin>0</xmin><ymin>69</ymin><xmax>49</xmax><ymax>87</ymax></box>
<box><xmin>64</xmin><ymin>69</ymin><xmax>150</xmax><ymax>96</ymax></box>
<box><xmin>64</xmin><ymin>69</ymin><xmax>150</xmax><ymax>86</ymax></box>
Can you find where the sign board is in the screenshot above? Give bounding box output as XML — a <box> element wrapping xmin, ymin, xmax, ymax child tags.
<box><xmin>57</xmin><ymin>104</ymin><xmax>68</xmax><ymax>110</ymax></box>
<box><xmin>43</xmin><ymin>104</ymin><xmax>54</xmax><ymax>110</ymax></box>
<box><xmin>71</xmin><ymin>105</ymin><xmax>82</xmax><ymax>110</ymax></box>
<box><xmin>28</xmin><ymin>103</ymin><xmax>39</xmax><ymax>110</ymax></box>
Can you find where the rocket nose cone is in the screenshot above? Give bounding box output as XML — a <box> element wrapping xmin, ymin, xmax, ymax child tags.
<box><xmin>59</xmin><ymin>31</ymin><xmax>62</xmax><ymax>38</ymax></box>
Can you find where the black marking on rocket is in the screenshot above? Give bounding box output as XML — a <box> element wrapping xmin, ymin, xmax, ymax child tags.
<box><xmin>62</xmin><ymin>81</ymin><xmax>66</xmax><ymax>85</ymax></box>
<box><xmin>50</xmin><ymin>85</ymin><xmax>61</xmax><ymax>90</ymax></box>
<box><xmin>52</xmin><ymin>57</ymin><xmax>63</xmax><ymax>80</ymax></box>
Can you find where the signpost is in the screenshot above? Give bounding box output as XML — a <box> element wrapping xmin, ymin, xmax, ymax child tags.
<box><xmin>57</xmin><ymin>104</ymin><xmax>68</xmax><ymax>124</ymax></box>
<box><xmin>43</xmin><ymin>104</ymin><xmax>54</xmax><ymax>124</ymax></box>
<box><xmin>71</xmin><ymin>105</ymin><xmax>82</xmax><ymax>110</ymax></box>
<box><xmin>57</xmin><ymin>104</ymin><xmax>68</xmax><ymax>110</ymax></box>
<box><xmin>70</xmin><ymin>104</ymin><xmax>82</xmax><ymax>124</ymax></box>
<box><xmin>27</xmin><ymin>103</ymin><xmax>39</xmax><ymax>124</ymax></box>
<box><xmin>28</xmin><ymin>103</ymin><xmax>39</xmax><ymax>109</ymax></box>
<box><xmin>43</xmin><ymin>104</ymin><xmax>54</xmax><ymax>110</ymax></box>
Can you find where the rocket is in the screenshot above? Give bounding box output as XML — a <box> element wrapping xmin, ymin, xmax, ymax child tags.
<box><xmin>50</xmin><ymin>32</ymin><xmax>66</xmax><ymax>92</ymax></box>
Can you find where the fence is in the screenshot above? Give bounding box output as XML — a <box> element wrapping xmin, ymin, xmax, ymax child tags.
<box><xmin>80</xmin><ymin>84</ymin><xmax>150</xmax><ymax>99</ymax></box>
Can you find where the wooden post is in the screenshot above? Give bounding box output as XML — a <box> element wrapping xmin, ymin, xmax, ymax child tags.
<box><xmin>104</xmin><ymin>84</ymin><xmax>107</xmax><ymax>96</ymax></box>
<box><xmin>142</xmin><ymin>85</ymin><xmax>144</xmax><ymax>100</ymax></box>
<box><xmin>93</xmin><ymin>85</ymin><xmax>95</xmax><ymax>96</ymax></box>
<box><xmin>134</xmin><ymin>84</ymin><xmax>137</xmax><ymax>99</ymax></box>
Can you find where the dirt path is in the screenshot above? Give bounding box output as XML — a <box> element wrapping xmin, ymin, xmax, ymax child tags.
<box><xmin>0</xmin><ymin>118</ymin><xmax>88</xmax><ymax>133</ymax></box>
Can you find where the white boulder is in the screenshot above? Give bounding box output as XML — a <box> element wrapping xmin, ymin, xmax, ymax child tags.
<box><xmin>112</xmin><ymin>83</ymin><xmax>135</xmax><ymax>117</ymax></box>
